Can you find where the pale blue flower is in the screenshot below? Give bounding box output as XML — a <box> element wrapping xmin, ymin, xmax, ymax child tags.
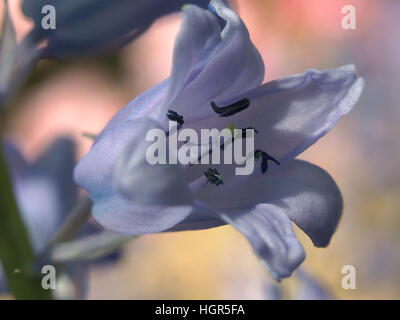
<box><xmin>74</xmin><ymin>0</ymin><xmax>364</xmax><ymax>281</ymax></box>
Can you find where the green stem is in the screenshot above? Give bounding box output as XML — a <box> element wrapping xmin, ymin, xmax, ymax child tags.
<box><xmin>0</xmin><ymin>148</ymin><xmax>52</xmax><ymax>299</ymax></box>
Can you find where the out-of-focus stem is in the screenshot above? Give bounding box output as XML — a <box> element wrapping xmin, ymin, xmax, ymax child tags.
<box><xmin>34</xmin><ymin>197</ymin><xmax>92</xmax><ymax>272</ymax></box>
<box><xmin>50</xmin><ymin>196</ymin><xmax>93</xmax><ymax>246</ymax></box>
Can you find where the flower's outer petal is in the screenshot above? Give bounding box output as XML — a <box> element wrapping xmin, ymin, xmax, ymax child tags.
<box><xmin>163</xmin><ymin>0</ymin><xmax>264</xmax><ymax>121</ymax></box>
<box><xmin>217</xmin><ymin>204</ymin><xmax>305</xmax><ymax>282</ymax></box>
<box><xmin>237</xmin><ymin>65</ymin><xmax>363</xmax><ymax>164</ymax></box>
<box><xmin>90</xmin><ymin>79</ymin><xmax>174</xmax><ymax>199</ymax></box>
<box><xmin>163</xmin><ymin>4</ymin><xmax>221</xmax><ymax>108</ymax></box>
<box><xmin>167</xmin><ymin>200</ymin><xmax>226</xmax><ymax>231</ymax></box>
<box><xmin>75</xmin><ymin>118</ymin><xmax>194</xmax><ymax>235</ymax></box>
<box><xmin>113</xmin><ymin>118</ymin><xmax>193</xmax><ymax>206</ymax></box>
<box><xmin>77</xmin><ymin>117</ymin><xmax>193</xmax><ymax>206</ymax></box>
<box><xmin>198</xmin><ymin>160</ymin><xmax>343</xmax><ymax>247</ymax></box>
<box><xmin>75</xmin><ymin>120</ymin><xmax>149</xmax><ymax>197</ymax></box>
<box><xmin>92</xmin><ymin>188</ymin><xmax>193</xmax><ymax>235</ymax></box>
<box><xmin>95</xmin><ymin>80</ymin><xmax>169</xmax><ymax>143</ymax></box>
<box><xmin>186</xmin><ymin>65</ymin><xmax>364</xmax><ymax>182</ymax></box>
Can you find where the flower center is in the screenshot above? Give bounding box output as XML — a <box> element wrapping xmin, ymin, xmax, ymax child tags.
<box><xmin>165</xmin><ymin>98</ymin><xmax>280</xmax><ymax>184</ymax></box>
<box><xmin>210</xmin><ymin>98</ymin><xmax>250</xmax><ymax>117</ymax></box>
<box><xmin>254</xmin><ymin>150</ymin><xmax>280</xmax><ymax>175</ymax></box>
<box><xmin>204</xmin><ymin>168</ymin><xmax>224</xmax><ymax>186</ymax></box>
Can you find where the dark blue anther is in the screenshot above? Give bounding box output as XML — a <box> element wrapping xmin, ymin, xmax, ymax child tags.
<box><xmin>204</xmin><ymin>168</ymin><xmax>224</xmax><ymax>186</ymax></box>
<box><xmin>210</xmin><ymin>98</ymin><xmax>250</xmax><ymax>117</ymax></box>
<box><xmin>254</xmin><ymin>149</ymin><xmax>280</xmax><ymax>174</ymax></box>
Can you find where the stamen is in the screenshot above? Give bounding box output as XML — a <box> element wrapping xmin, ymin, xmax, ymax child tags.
<box><xmin>220</xmin><ymin>126</ymin><xmax>259</xmax><ymax>150</ymax></box>
<box><xmin>204</xmin><ymin>168</ymin><xmax>224</xmax><ymax>186</ymax></box>
<box><xmin>167</xmin><ymin>110</ymin><xmax>184</xmax><ymax>126</ymax></box>
<box><xmin>166</xmin><ymin>110</ymin><xmax>184</xmax><ymax>137</ymax></box>
<box><xmin>82</xmin><ymin>132</ymin><xmax>97</xmax><ymax>140</ymax></box>
<box><xmin>210</xmin><ymin>98</ymin><xmax>250</xmax><ymax>117</ymax></box>
<box><xmin>254</xmin><ymin>149</ymin><xmax>280</xmax><ymax>174</ymax></box>
<box><xmin>239</xmin><ymin>127</ymin><xmax>259</xmax><ymax>139</ymax></box>
<box><xmin>187</xmin><ymin>140</ymin><xmax>211</xmax><ymax>167</ymax></box>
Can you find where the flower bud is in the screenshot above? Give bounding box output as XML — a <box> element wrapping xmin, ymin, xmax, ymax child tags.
<box><xmin>22</xmin><ymin>0</ymin><xmax>210</xmax><ymax>59</ymax></box>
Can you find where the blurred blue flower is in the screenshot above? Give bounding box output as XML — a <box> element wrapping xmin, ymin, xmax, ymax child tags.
<box><xmin>2</xmin><ymin>0</ymin><xmax>210</xmax><ymax>106</ymax></box>
<box><xmin>3</xmin><ymin>139</ymin><xmax>77</xmax><ymax>253</ymax></box>
<box><xmin>74</xmin><ymin>0</ymin><xmax>364</xmax><ymax>281</ymax></box>
<box><xmin>0</xmin><ymin>139</ymin><xmax>119</xmax><ymax>298</ymax></box>
<box><xmin>293</xmin><ymin>270</ymin><xmax>332</xmax><ymax>300</ymax></box>
<box><xmin>22</xmin><ymin>0</ymin><xmax>210</xmax><ymax>59</ymax></box>
<box><xmin>263</xmin><ymin>269</ymin><xmax>332</xmax><ymax>300</ymax></box>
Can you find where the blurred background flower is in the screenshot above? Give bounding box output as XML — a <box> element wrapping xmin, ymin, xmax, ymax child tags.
<box><xmin>1</xmin><ymin>0</ymin><xmax>399</xmax><ymax>299</ymax></box>
<box><xmin>21</xmin><ymin>0</ymin><xmax>210</xmax><ymax>59</ymax></box>
<box><xmin>0</xmin><ymin>138</ymin><xmax>122</xmax><ymax>299</ymax></box>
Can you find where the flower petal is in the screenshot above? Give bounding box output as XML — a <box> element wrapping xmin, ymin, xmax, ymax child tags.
<box><xmin>76</xmin><ymin>118</ymin><xmax>195</xmax><ymax>235</ymax></box>
<box><xmin>235</xmin><ymin>65</ymin><xmax>364</xmax><ymax>164</ymax></box>
<box><xmin>167</xmin><ymin>200</ymin><xmax>225</xmax><ymax>231</ymax></box>
<box><xmin>186</xmin><ymin>65</ymin><xmax>364</xmax><ymax>182</ymax></box>
<box><xmin>113</xmin><ymin>118</ymin><xmax>193</xmax><ymax>206</ymax></box>
<box><xmin>164</xmin><ymin>4</ymin><xmax>222</xmax><ymax>108</ymax></box>
<box><xmin>92</xmin><ymin>188</ymin><xmax>193</xmax><ymax>235</ymax></box>
<box><xmin>198</xmin><ymin>160</ymin><xmax>343</xmax><ymax>247</ymax></box>
<box><xmin>96</xmin><ymin>80</ymin><xmax>169</xmax><ymax>142</ymax></box>
<box><xmin>162</xmin><ymin>0</ymin><xmax>265</xmax><ymax>122</ymax></box>
<box><xmin>75</xmin><ymin>119</ymin><xmax>149</xmax><ymax>197</ymax></box>
<box><xmin>217</xmin><ymin>203</ymin><xmax>305</xmax><ymax>282</ymax></box>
